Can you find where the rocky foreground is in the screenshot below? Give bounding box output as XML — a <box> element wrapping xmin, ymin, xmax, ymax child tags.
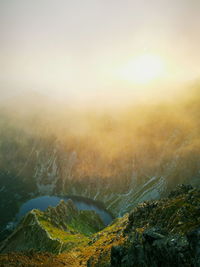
<box><xmin>0</xmin><ymin>184</ymin><xmax>200</xmax><ymax>266</ymax></box>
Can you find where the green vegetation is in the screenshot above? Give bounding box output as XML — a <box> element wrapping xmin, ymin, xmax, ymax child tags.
<box><xmin>0</xmin><ymin>200</ymin><xmax>105</xmax><ymax>254</ymax></box>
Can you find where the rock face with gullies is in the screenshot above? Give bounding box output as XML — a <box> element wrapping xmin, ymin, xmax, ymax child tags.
<box><xmin>0</xmin><ymin>199</ymin><xmax>104</xmax><ymax>254</ymax></box>
<box><xmin>110</xmin><ymin>184</ymin><xmax>200</xmax><ymax>267</ymax></box>
<box><xmin>45</xmin><ymin>199</ymin><xmax>79</xmax><ymax>231</ymax></box>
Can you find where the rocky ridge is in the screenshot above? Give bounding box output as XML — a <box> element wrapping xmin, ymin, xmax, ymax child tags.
<box><xmin>0</xmin><ymin>185</ymin><xmax>200</xmax><ymax>266</ymax></box>
<box><xmin>0</xmin><ymin>199</ymin><xmax>104</xmax><ymax>254</ymax></box>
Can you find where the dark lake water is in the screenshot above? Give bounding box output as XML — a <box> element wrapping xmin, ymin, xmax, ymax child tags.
<box><xmin>17</xmin><ymin>196</ymin><xmax>113</xmax><ymax>225</ymax></box>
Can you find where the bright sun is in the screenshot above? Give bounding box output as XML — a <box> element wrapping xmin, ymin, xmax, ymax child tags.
<box><xmin>119</xmin><ymin>53</ymin><xmax>165</xmax><ymax>84</ymax></box>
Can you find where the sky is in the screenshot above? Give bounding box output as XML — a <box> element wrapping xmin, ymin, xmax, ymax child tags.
<box><xmin>1</xmin><ymin>0</ymin><xmax>200</xmax><ymax>105</ymax></box>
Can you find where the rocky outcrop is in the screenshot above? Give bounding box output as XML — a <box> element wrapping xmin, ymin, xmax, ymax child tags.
<box><xmin>111</xmin><ymin>228</ymin><xmax>199</xmax><ymax>267</ymax></box>
<box><xmin>110</xmin><ymin>185</ymin><xmax>200</xmax><ymax>267</ymax></box>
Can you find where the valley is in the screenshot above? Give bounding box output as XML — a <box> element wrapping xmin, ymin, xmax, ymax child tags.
<box><xmin>1</xmin><ymin>1</ymin><xmax>200</xmax><ymax>265</ymax></box>
<box><xmin>0</xmin><ymin>88</ymin><xmax>200</xmax><ymax>266</ymax></box>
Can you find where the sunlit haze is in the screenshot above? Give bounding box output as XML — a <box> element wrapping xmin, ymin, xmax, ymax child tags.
<box><xmin>1</xmin><ymin>3</ymin><xmax>200</xmax><ymax>263</ymax></box>
<box><xmin>118</xmin><ymin>53</ymin><xmax>165</xmax><ymax>84</ymax></box>
<box><xmin>1</xmin><ymin>0</ymin><xmax>200</xmax><ymax>106</ymax></box>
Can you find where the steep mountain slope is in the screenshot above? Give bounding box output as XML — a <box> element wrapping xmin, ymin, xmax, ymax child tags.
<box><xmin>0</xmin><ymin>200</ymin><xmax>104</xmax><ymax>254</ymax></box>
<box><xmin>0</xmin><ymin>87</ymin><xmax>200</xmax><ymax>241</ymax></box>
<box><xmin>0</xmin><ymin>185</ymin><xmax>200</xmax><ymax>266</ymax></box>
<box><xmin>110</xmin><ymin>184</ymin><xmax>200</xmax><ymax>267</ymax></box>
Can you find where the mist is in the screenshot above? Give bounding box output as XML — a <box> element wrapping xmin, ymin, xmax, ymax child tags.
<box><xmin>1</xmin><ymin>2</ymin><xmax>200</xmax><ymax>265</ymax></box>
<box><xmin>0</xmin><ymin>82</ymin><xmax>199</xmax><ymax>193</ymax></box>
<box><xmin>1</xmin><ymin>0</ymin><xmax>200</xmax><ymax>104</ymax></box>
<box><xmin>0</xmin><ymin>0</ymin><xmax>200</xmax><ymax>207</ymax></box>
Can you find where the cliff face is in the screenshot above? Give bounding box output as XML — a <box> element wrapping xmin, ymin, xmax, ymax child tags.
<box><xmin>1</xmin><ymin>96</ymin><xmax>200</xmax><ymax>237</ymax></box>
<box><xmin>0</xmin><ymin>199</ymin><xmax>104</xmax><ymax>254</ymax></box>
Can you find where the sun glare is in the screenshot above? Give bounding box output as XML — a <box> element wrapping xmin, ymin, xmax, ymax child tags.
<box><xmin>119</xmin><ymin>53</ymin><xmax>165</xmax><ymax>84</ymax></box>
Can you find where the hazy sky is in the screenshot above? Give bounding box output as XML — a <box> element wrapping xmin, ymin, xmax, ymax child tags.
<box><xmin>1</xmin><ymin>0</ymin><xmax>200</xmax><ymax>104</ymax></box>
